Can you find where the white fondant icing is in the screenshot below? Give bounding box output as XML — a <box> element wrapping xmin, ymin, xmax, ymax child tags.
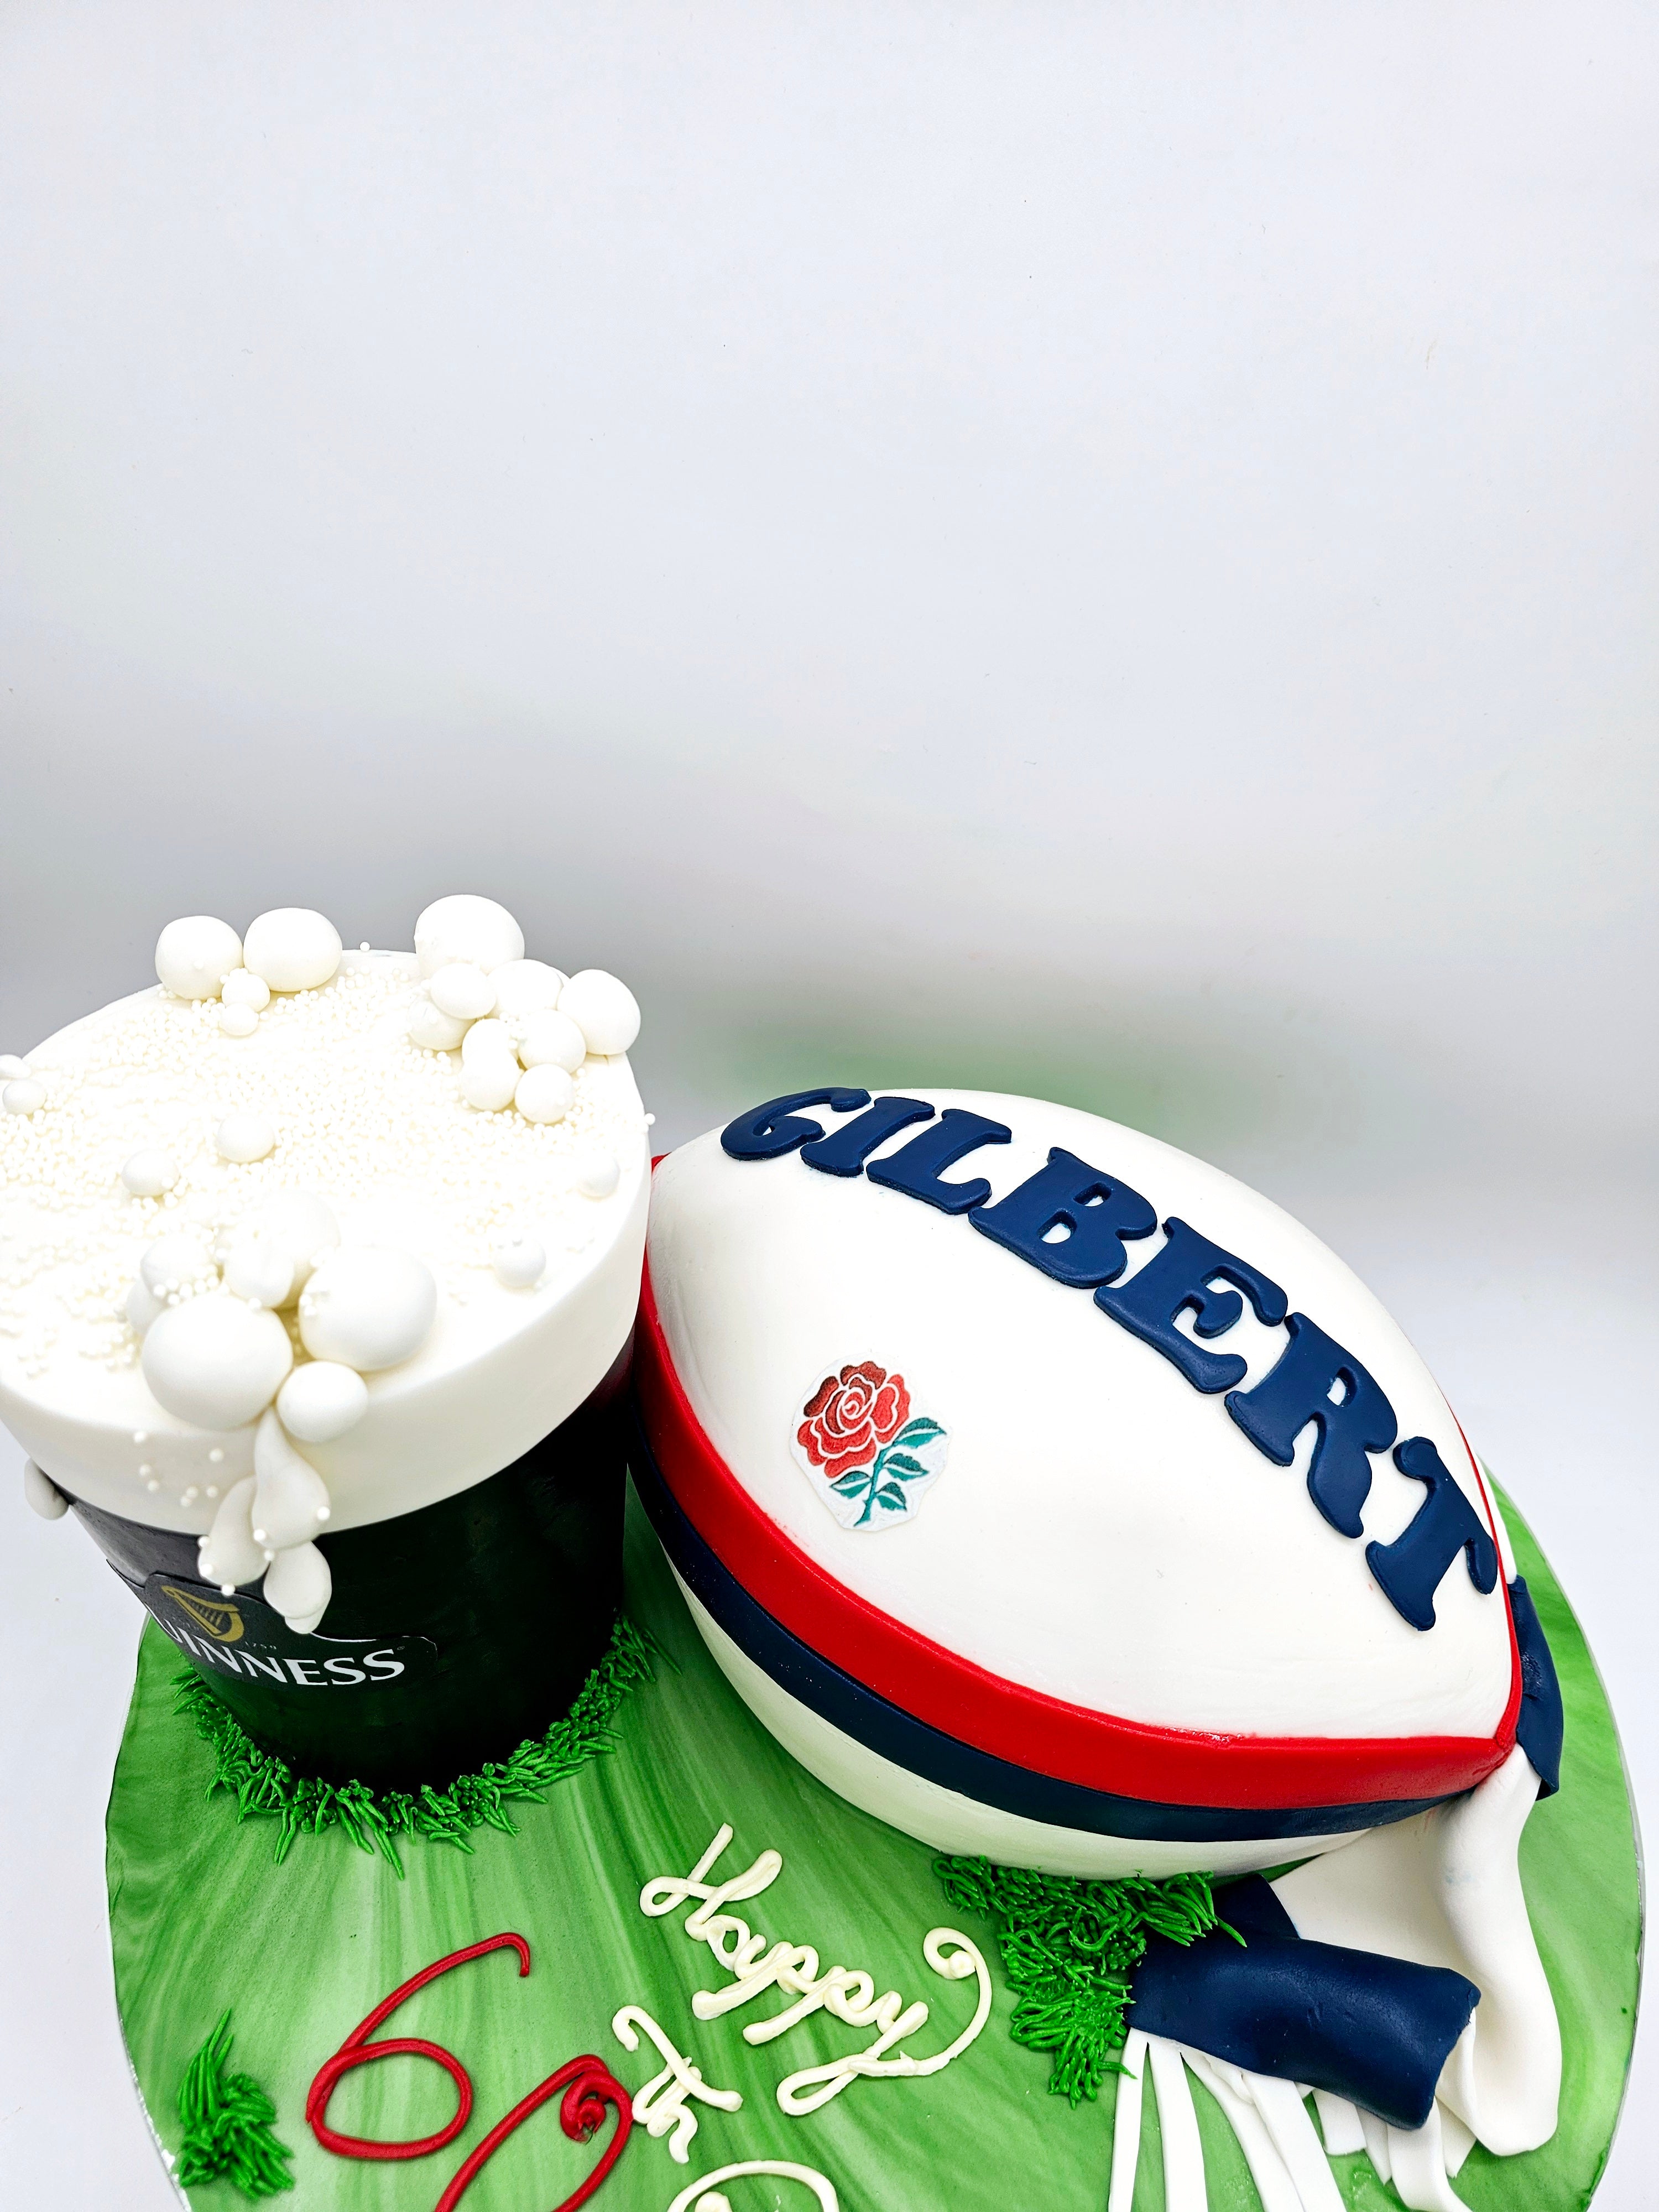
<box><xmin>298</xmin><ymin>1248</ymin><xmax>436</xmax><ymax>1372</ymax></box>
<box><xmin>154</xmin><ymin>916</ymin><xmax>242</xmax><ymax>1000</ymax></box>
<box><xmin>577</xmin><ymin>1149</ymin><xmax>620</xmax><ymax>1199</ymax></box>
<box><xmin>222</xmin><ymin>1235</ymin><xmax>295</xmax><ymax>1311</ymax></box>
<box><xmin>220</xmin><ymin>969</ymin><xmax>271</xmax><ymax>1013</ymax></box>
<box><xmin>676</xmin><ymin>1571</ymin><xmax>1363</xmax><ymax>1880</ymax></box>
<box><xmin>517</xmin><ymin>1010</ymin><xmax>587</xmax><ymax>1072</ymax></box>
<box><xmin>276</xmin><ymin>1362</ymin><xmax>368</xmax><ymax>1443</ymax></box>
<box><xmin>119</xmin><ymin>1149</ymin><xmax>179</xmax><ymax>1198</ymax></box>
<box><xmin>459</xmin><ymin>1057</ymin><xmax>520</xmax><ymax>1112</ymax></box>
<box><xmin>140</xmin><ymin>1296</ymin><xmax>293</xmax><ymax>1430</ymax></box>
<box><xmin>125</xmin><ymin>1278</ymin><xmax>165</xmax><ymax>1336</ymax></box>
<box><xmin>490</xmin><ymin>1231</ymin><xmax>546</xmax><ymax>1290</ymax></box>
<box><xmin>242</xmin><ymin>908</ymin><xmax>342</xmax><ymax>994</ymax></box>
<box><xmin>3</xmin><ymin>1078</ymin><xmax>45</xmax><ymax>1115</ymax></box>
<box><xmin>140</xmin><ymin>1235</ymin><xmax>217</xmax><ymax>1297</ymax></box>
<box><xmin>251</xmin><ymin>1410</ymin><xmax>331</xmax><ymax>1548</ymax></box>
<box><xmin>263</xmin><ymin>1538</ymin><xmax>331</xmax><ymax>1632</ymax></box>
<box><xmin>23</xmin><ymin>1457</ymin><xmax>67</xmax><ymax>1519</ymax></box>
<box><xmin>649</xmin><ymin>1094</ymin><xmax>1512</xmax><ymax>1745</ymax></box>
<box><xmin>460</xmin><ymin>1016</ymin><xmax>517</xmax><ymax>1063</ymax></box>
<box><xmin>1311</xmin><ymin>2089</ymin><xmax>1366</xmax><ymax>2156</ymax></box>
<box><xmin>407</xmin><ymin>996</ymin><xmax>469</xmax><ymax>1051</ymax></box>
<box><xmin>0</xmin><ymin>1055</ymin><xmax>30</xmax><ymax>1079</ymax></box>
<box><xmin>1273</xmin><ymin>1744</ymin><xmax>1561</xmax><ymax>2157</ymax></box>
<box><xmin>199</xmin><ymin>1476</ymin><xmax>265</xmax><ymax>1590</ymax></box>
<box><xmin>414</xmin><ymin>894</ymin><xmax>524</xmax><ymax>978</ymax></box>
<box><xmin>214</xmin><ymin>1112</ymin><xmax>276</xmax><ymax>1164</ymax></box>
<box><xmin>0</xmin><ymin>958</ymin><xmax>647</xmax><ymax>1534</ymax></box>
<box><xmin>241</xmin><ymin>1190</ymin><xmax>338</xmax><ymax>1296</ymax></box>
<box><xmin>1148</xmin><ymin>2037</ymin><xmax>1207</xmax><ymax>2212</ymax></box>
<box><xmin>491</xmin><ymin>959</ymin><xmax>568</xmax><ymax>1021</ymax></box>
<box><xmin>559</xmin><ymin>969</ymin><xmax>641</xmax><ymax>1056</ymax></box>
<box><xmin>1176</xmin><ymin>2048</ymin><xmax>1301</xmax><ymax>2212</ymax></box>
<box><xmin>218</xmin><ymin>1003</ymin><xmax>259</xmax><ymax>1039</ymax></box>
<box><xmin>515</xmin><ymin>1063</ymin><xmax>574</xmax><ymax>1124</ymax></box>
<box><xmin>1106</xmin><ymin>2028</ymin><xmax>1147</xmax><ymax>2212</ymax></box>
<box><xmin>429</xmin><ymin>962</ymin><xmax>497</xmax><ymax>1021</ymax></box>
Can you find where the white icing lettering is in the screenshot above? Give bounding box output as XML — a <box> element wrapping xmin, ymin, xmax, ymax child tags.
<box><xmin>284</xmin><ymin>1656</ymin><xmax>326</xmax><ymax>1686</ymax></box>
<box><xmin>324</xmin><ymin>1655</ymin><xmax>367</xmax><ymax>1684</ymax></box>
<box><xmin>363</xmin><ymin>1648</ymin><xmax>405</xmax><ymax>1681</ymax></box>
<box><xmin>640</xmin><ymin>1825</ymin><xmax>991</xmax><ymax>2116</ymax></box>
<box><xmin>611</xmin><ymin>2005</ymin><xmax>742</xmax><ymax>2162</ymax></box>
<box><xmin>662</xmin><ymin>2160</ymin><xmax>839</xmax><ymax>2212</ymax></box>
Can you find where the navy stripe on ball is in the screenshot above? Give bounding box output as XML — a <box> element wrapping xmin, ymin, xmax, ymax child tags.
<box><xmin>630</xmin><ymin>1420</ymin><xmax>1455</xmax><ymax>1846</ymax></box>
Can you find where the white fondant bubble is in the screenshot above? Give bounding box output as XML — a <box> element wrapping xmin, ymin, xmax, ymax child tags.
<box><xmin>299</xmin><ymin>1248</ymin><xmax>437</xmax><ymax>1372</ymax></box>
<box><xmin>460</xmin><ymin>1017</ymin><xmax>515</xmax><ymax>1064</ymax></box>
<box><xmin>140</xmin><ymin>1235</ymin><xmax>217</xmax><ymax>1296</ymax></box>
<box><xmin>491</xmin><ymin>959</ymin><xmax>568</xmax><ymax>1020</ymax></box>
<box><xmin>142</xmin><ymin>1295</ymin><xmax>294</xmax><ymax>1428</ymax></box>
<box><xmin>517</xmin><ymin>1010</ymin><xmax>586</xmax><ymax>1072</ymax></box>
<box><xmin>121</xmin><ymin>1148</ymin><xmax>179</xmax><ymax>1198</ymax></box>
<box><xmin>407</xmin><ymin>996</ymin><xmax>469</xmax><ymax>1051</ymax></box>
<box><xmin>263</xmin><ymin>1540</ymin><xmax>331</xmax><ymax>1633</ymax></box>
<box><xmin>23</xmin><ymin>1459</ymin><xmax>67</xmax><ymax>1520</ymax></box>
<box><xmin>277</xmin><ymin>1361</ymin><xmax>369</xmax><ymax>1443</ymax></box>
<box><xmin>242</xmin><ymin>908</ymin><xmax>343</xmax><ymax>993</ymax></box>
<box><xmin>576</xmin><ymin>1148</ymin><xmax>620</xmax><ymax>1199</ymax></box>
<box><xmin>414</xmin><ymin>894</ymin><xmax>524</xmax><ymax>978</ymax></box>
<box><xmin>249</xmin><ymin>1191</ymin><xmax>338</xmax><ymax>1296</ymax></box>
<box><xmin>491</xmin><ymin>1230</ymin><xmax>546</xmax><ymax>1289</ymax></box>
<box><xmin>251</xmin><ymin>1411</ymin><xmax>332</xmax><ymax>1547</ymax></box>
<box><xmin>218</xmin><ymin>1002</ymin><xmax>259</xmax><ymax>1039</ymax></box>
<box><xmin>558</xmin><ymin>970</ymin><xmax>640</xmax><ymax>1056</ymax></box>
<box><xmin>461</xmin><ymin>1057</ymin><xmax>520</xmax><ymax>1111</ymax></box>
<box><xmin>515</xmin><ymin>1063</ymin><xmax>575</xmax><ymax>1124</ymax></box>
<box><xmin>199</xmin><ymin>1476</ymin><xmax>264</xmax><ymax>1589</ymax></box>
<box><xmin>0</xmin><ymin>1054</ymin><xmax>30</xmax><ymax>1079</ymax></box>
<box><xmin>3</xmin><ymin>1078</ymin><xmax>45</xmax><ymax>1115</ymax></box>
<box><xmin>155</xmin><ymin>916</ymin><xmax>243</xmax><ymax>1000</ymax></box>
<box><xmin>220</xmin><ymin>969</ymin><xmax>271</xmax><ymax>1011</ymax></box>
<box><xmin>429</xmin><ymin>962</ymin><xmax>497</xmax><ymax>1020</ymax></box>
<box><xmin>223</xmin><ymin>1234</ymin><xmax>295</xmax><ymax>1311</ymax></box>
<box><xmin>126</xmin><ymin>1277</ymin><xmax>165</xmax><ymax>1336</ymax></box>
<box><xmin>215</xmin><ymin>1112</ymin><xmax>277</xmax><ymax>1164</ymax></box>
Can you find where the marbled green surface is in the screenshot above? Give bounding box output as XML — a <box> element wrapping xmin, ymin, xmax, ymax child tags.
<box><xmin>107</xmin><ymin>1481</ymin><xmax>1640</xmax><ymax>2210</ymax></box>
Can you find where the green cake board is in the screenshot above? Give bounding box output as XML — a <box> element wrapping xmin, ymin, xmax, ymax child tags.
<box><xmin>106</xmin><ymin>1481</ymin><xmax>1641</xmax><ymax>2211</ymax></box>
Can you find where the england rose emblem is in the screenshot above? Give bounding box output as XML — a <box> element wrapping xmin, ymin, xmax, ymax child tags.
<box><xmin>790</xmin><ymin>1359</ymin><xmax>948</xmax><ymax>1530</ymax></box>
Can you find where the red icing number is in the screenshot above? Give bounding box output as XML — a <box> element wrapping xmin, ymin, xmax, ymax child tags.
<box><xmin>306</xmin><ymin>1933</ymin><xmax>632</xmax><ymax>2210</ymax></box>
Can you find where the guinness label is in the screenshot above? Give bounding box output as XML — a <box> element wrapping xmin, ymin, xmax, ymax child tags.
<box><xmin>134</xmin><ymin>1571</ymin><xmax>434</xmax><ymax>1691</ymax></box>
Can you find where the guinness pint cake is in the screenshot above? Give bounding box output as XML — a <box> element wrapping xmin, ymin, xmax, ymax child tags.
<box><xmin>0</xmin><ymin>894</ymin><xmax>650</xmax><ymax>1786</ymax></box>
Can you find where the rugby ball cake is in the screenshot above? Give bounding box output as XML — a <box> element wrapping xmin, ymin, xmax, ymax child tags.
<box><xmin>635</xmin><ymin>1086</ymin><xmax>1547</xmax><ymax>1881</ymax></box>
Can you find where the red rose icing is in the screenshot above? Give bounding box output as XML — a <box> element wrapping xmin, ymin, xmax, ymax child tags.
<box><xmin>796</xmin><ymin>1361</ymin><xmax>912</xmax><ymax>1482</ymax></box>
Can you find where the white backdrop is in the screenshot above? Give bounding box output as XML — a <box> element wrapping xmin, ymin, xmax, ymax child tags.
<box><xmin>2</xmin><ymin>4</ymin><xmax>1654</xmax><ymax>2205</ymax></box>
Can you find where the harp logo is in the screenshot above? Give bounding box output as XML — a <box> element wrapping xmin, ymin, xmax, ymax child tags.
<box><xmin>160</xmin><ymin>1584</ymin><xmax>245</xmax><ymax>1644</ymax></box>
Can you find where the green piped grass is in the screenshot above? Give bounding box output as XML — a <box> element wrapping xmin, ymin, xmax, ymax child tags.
<box><xmin>935</xmin><ymin>1855</ymin><xmax>1237</xmax><ymax>2106</ymax></box>
<box><xmin>175</xmin><ymin>2010</ymin><xmax>294</xmax><ymax>2199</ymax></box>
<box><xmin>173</xmin><ymin>1612</ymin><xmax>656</xmax><ymax>1875</ymax></box>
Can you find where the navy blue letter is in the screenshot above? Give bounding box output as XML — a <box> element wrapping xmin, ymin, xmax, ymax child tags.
<box><xmin>1225</xmin><ymin>1313</ymin><xmax>1398</xmax><ymax>1537</ymax></box>
<box><xmin>1094</xmin><ymin>1219</ymin><xmax>1287</xmax><ymax>1392</ymax></box>
<box><xmin>721</xmin><ymin>1088</ymin><xmax>871</xmax><ymax>1161</ymax></box>
<box><xmin>970</xmin><ymin>1147</ymin><xmax>1157</xmax><ymax>1289</ymax></box>
<box><xmin>867</xmin><ymin>1108</ymin><xmax>1012</xmax><ymax>1214</ymax></box>
<box><xmin>1366</xmin><ymin>1438</ymin><xmax>1500</xmax><ymax>1631</ymax></box>
<box><xmin>801</xmin><ymin>1097</ymin><xmax>935</xmax><ymax>1177</ymax></box>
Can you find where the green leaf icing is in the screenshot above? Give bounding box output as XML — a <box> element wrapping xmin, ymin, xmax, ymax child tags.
<box><xmin>174</xmin><ymin>2009</ymin><xmax>295</xmax><ymax>2199</ymax></box>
